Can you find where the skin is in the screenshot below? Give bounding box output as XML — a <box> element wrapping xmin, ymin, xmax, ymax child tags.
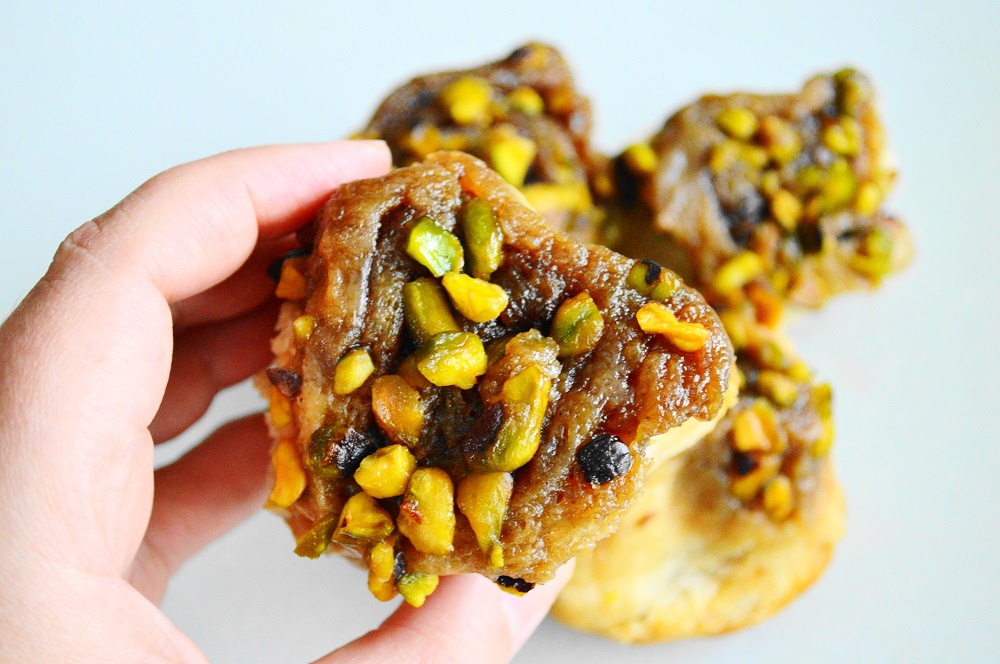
<box><xmin>0</xmin><ymin>141</ymin><xmax>571</xmax><ymax>663</ymax></box>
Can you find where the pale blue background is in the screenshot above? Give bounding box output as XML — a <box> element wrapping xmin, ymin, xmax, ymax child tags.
<box><xmin>1</xmin><ymin>1</ymin><xmax>998</xmax><ymax>662</ymax></box>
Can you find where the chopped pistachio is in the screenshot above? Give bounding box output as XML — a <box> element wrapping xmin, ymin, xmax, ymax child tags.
<box><xmin>485</xmin><ymin>125</ymin><xmax>537</xmax><ymax>186</ymax></box>
<box><xmin>354</xmin><ymin>444</ymin><xmax>417</xmax><ymax>499</ymax></box>
<box><xmin>268</xmin><ymin>385</ymin><xmax>293</xmax><ymax>428</ymax></box>
<box><xmin>820</xmin><ymin>160</ymin><xmax>858</xmax><ymax>212</ymax></box>
<box><xmin>293</xmin><ymin>513</ymin><xmax>337</xmax><ymax>558</ymax></box>
<box><xmin>760</xmin><ymin>169</ymin><xmax>782</xmax><ymax>197</ymax></box>
<box><xmin>333</xmin><ymin>348</ymin><xmax>375</xmax><ymax>395</ymax></box>
<box><xmin>758</xmin><ymin>115</ymin><xmax>801</xmax><ymax>164</ymax></box>
<box><xmin>822</xmin><ymin>117</ymin><xmax>862</xmax><ymax>157</ymax></box>
<box><xmin>627</xmin><ymin>260</ymin><xmax>661</xmax><ymax>296</ymax></box>
<box><xmin>719</xmin><ymin>308</ymin><xmax>752</xmax><ymax>349</ymax></box>
<box><xmin>368</xmin><ymin>537</ymin><xmax>397</xmax><ymax>582</ymax></box>
<box><xmin>440</xmin><ymin>76</ymin><xmax>492</xmax><ymax>125</ymax></box>
<box><xmin>636</xmin><ymin>302</ymin><xmax>710</xmax><ymax>352</ymax></box>
<box><xmin>621</xmin><ymin>142</ymin><xmax>658</xmax><ymax>175</ymax></box>
<box><xmin>406</xmin><ymin>217</ymin><xmax>464</xmax><ymax>277</ymax></box>
<box><xmin>520</xmin><ymin>182</ymin><xmax>592</xmax><ymax>214</ymax></box>
<box><xmin>507</xmin><ymin>86</ymin><xmax>544</xmax><ymax>115</ymax></box>
<box><xmin>397</xmin><ymin>573</ymin><xmax>440</xmax><ymax>607</ymax></box>
<box><xmin>757</xmin><ymin>370</ymin><xmax>800</xmax><ymax>407</ymax></box>
<box><xmin>456</xmin><ymin>472</ymin><xmax>513</xmax><ymax>567</ymax></box>
<box><xmin>713</xmin><ymin>251</ymin><xmax>764</xmax><ymax>295</ymax></box>
<box><xmin>400</xmin><ymin>123</ymin><xmax>442</xmax><ymax>158</ymax></box>
<box><xmin>441</xmin><ymin>272</ymin><xmax>509</xmax><ymax>322</ymax></box>
<box><xmin>462</xmin><ymin>198</ymin><xmax>504</xmax><ymax>280</ymax></box>
<box><xmin>854</xmin><ymin>181</ymin><xmax>883</xmax><ymax>216</ymax></box>
<box><xmin>833</xmin><ymin>68</ymin><xmax>874</xmax><ymax>116</ymax></box>
<box><xmin>371</xmin><ymin>375</ymin><xmax>424</xmax><ymax>447</ymax></box>
<box><xmin>850</xmin><ymin>226</ymin><xmax>895</xmax><ymax>278</ymax></box>
<box><xmin>416</xmin><ymin>332</ymin><xmax>488</xmax><ymax>390</ymax></box>
<box><xmin>771</xmin><ymin>189</ymin><xmax>803</xmax><ymax>232</ymax></box>
<box><xmin>813</xmin><ymin>414</ymin><xmax>836</xmax><ymax>458</ymax></box>
<box><xmin>731</xmin><ymin>454</ymin><xmax>781</xmax><ymax>502</ymax></box>
<box><xmin>709</xmin><ymin>140</ymin><xmax>740</xmax><ymax>173</ymax></box>
<box><xmin>475</xmin><ymin>365</ymin><xmax>552</xmax><ymax>472</ymax></box>
<box><xmin>267</xmin><ymin>440</ymin><xmax>306</xmax><ymax>508</ymax></box>
<box><xmin>763</xmin><ymin>475</ymin><xmax>795</xmax><ymax>521</ymax></box>
<box><xmin>367</xmin><ymin>569</ymin><xmax>397</xmax><ymax>602</ymax></box>
<box><xmin>275</xmin><ymin>258</ymin><xmax>308</xmax><ymax>300</ymax></box>
<box><xmin>396</xmin><ymin>354</ymin><xmax>433</xmax><ymax>390</ymax></box>
<box><xmin>293</xmin><ymin>314</ymin><xmax>315</xmax><ymax>342</ymax></box>
<box><xmin>403</xmin><ymin>278</ymin><xmax>460</xmax><ymax>347</ymax></box>
<box><xmin>738</xmin><ymin>143</ymin><xmax>770</xmax><ymax>170</ymax></box>
<box><xmin>732</xmin><ymin>399</ymin><xmax>782</xmax><ymax>453</ymax></box>
<box><xmin>398</xmin><ymin>467</ymin><xmax>456</xmax><ymax>556</ymax></box>
<box><xmin>551</xmin><ymin>292</ymin><xmax>605</xmax><ymax>357</ymax></box>
<box><xmin>333</xmin><ymin>492</ymin><xmax>395</xmax><ymax>546</ymax></box>
<box><xmin>715</xmin><ymin>106</ymin><xmax>758</xmax><ymax>140</ymax></box>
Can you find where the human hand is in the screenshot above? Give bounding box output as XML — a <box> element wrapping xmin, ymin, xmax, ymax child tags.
<box><xmin>0</xmin><ymin>142</ymin><xmax>572</xmax><ymax>663</ymax></box>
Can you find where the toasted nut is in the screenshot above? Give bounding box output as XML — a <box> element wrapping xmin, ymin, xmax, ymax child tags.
<box><xmin>771</xmin><ymin>189</ymin><xmax>803</xmax><ymax>232</ymax></box>
<box><xmin>416</xmin><ymin>332</ymin><xmax>488</xmax><ymax>389</ymax></box>
<box><xmin>485</xmin><ymin>125</ymin><xmax>537</xmax><ymax>186</ymax></box>
<box><xmin>763</xmin><ymin>475</ymin><xmax>795</xmax><ymax>521</ymax></box>
<box><xmin>820</xmin><ymin>160</ymin><xmax>858</xmax><ymax>212</ymax></box>
<box><xmin>396</xmin><ymin>355</ymin><xmax>433</xmax><ymax>390</ymax></box>
<box><xmin>406</xmin><ymin>217</ymin><xmax>464</xmax><ymax>277</ymax></box>
<box><xmin>507</xmin><ymin>86</ymin><xmax>544</xmax><ymax>115</ymax></box>
<box><xmin>709</xmin><ymin>139</ymin><xmax>741</xmax><ymax>174</ymax></box>
<box><xmin>738</xmin><ymin>143</ymin><xmax>770</xmax><ymax>169</ymax></box>
<box><xmin>462</xmin><ymin>198</ymin><xmax>504</xmax><ymax>280</ymax></box>
<box><xmin>713</xmin><ymin>251</ymin><xmax>764</xmax><ymax>295</ymax></box>
<box><xmin>788</xmin><ymin>359</ymin><xmax>813</xmax><ymax>383</ymax></box>
<box><xmin>333</xmin><ymin>348</ymin><xmax>375</xmax><ymax>395</ymax></box>
<box><xmin>368</xmin><ymin>537</ymin><xmax>397</xmax><ymax>582</ymax></box>
<box><xmin>715</xmin><ymin>106</ymin><xmax>758</xmax><ymax>140</ymax></box>
<box><xmin>731</xmin><ymin>454</ymin><xmax>781</xmax><ymax>501</ymax></box>
<box><xmin>636</xmin><ymin>302</ymin><xmax>710</xmax><ymax>352</ymax></box>
<box><xmin>550</xmin><ymin>292</ymin><xmax>604</xmax><ymax>357</ymax></box>
<box><xmin>397</xmin><ymin>572</ymin><xmax>439</xmax><ymax>607</ymax></box>
<box><xmin>496</xmin><ymin>575</ymin><xmax>535</xmax><ymax>596</ymax></box>
<box><xmin>268</xmin><ymin>385</ymin><xmax>293</xmax><ymax>428</ymax></box>
<box><xmin>308</xmin><ymin>427</ymin><xmax>379</xmax><ymax>479</ymax></box>
<box><xmin>760</xmin><ymin>169</ymin><xmax>781</xmax><ymax>197</ymax></box>
<box><xmin>732</xmin><ymin>399</ymin><xmax>782</xmax><ymax>453</ymax></box>
<box><xmin>850</xmin><ymin>226</ymin><xmax>894</xmax><ymax>278</ymax></box>
<box><xmin>577</xmin><ymin>433</ymin><xmax>633</xmax><ymax>485</ymax></box>
<box><xmin>403</xmin><ymin>278</ymin><xmax>460</xmax><ymax>347</ymax></box>
<box><xmin>268</xmin><ymin>440</ymin><xmax>306</xmax><ymax>508</ymax></box>
<box><xmin>854</xmin><ymin>181</ymin><xmax>882</xmax><ymax>216</ymax></box>
<box><xmin>719</xmin><ymin>308</ymin><xmax>752</xmax><ymax>349</ymax></box>
<box><xmin>814</xmin><ymin>414</ymin><xmax>835</xmax><ymax>457</ymax></box>
<box><xmin>442</xmin><ymin>272</ymin><xmax>509</xmax><ymax>322</ymax></box>
<box><xmin>476</xmin><ymin>365</ymin><xmax>552</xmax><ymax>472</ymax></box>
<box><xmin>833</xmin><ymin>68</ymin><xmax>874</xmax><ymax>116</ymax></box>
<box><xmin>333</xmin><ymin>492</ymin><xmax>395</xmax><ymax>545</ymax></box>
<box><xmin>440</xmin><ymin>76</ymin><xmax>492</xmax><ymax>125</ymax></box>
<box><xmin>621</xmin><ymin>142</ymin><xmax>658</xmax><ymax>175</ymax></box>
<box><xmin>758</xmin><ymin>115</ymin><xmax>801</xmax><ymax>164</ymax></box>
<box><xmin>293</xmin><ymin>513</ymin><xmax>337</xmax><ymax>558</ymax></box>
<box><xmin>400</xmin><ymin>123</ymin><xmax>442</xmax><ymax>159</ymax></box>
<box><xmin>293</xmin><ymin>314</ymin><xmax>315</xmax><ymax>342</ymax></box>
<box><xmin>275</xmin><ymin>258</ymin><xmax>308</xmax><ymax>300</ymax></box>
<box><xmin>796</xmin><ymin>164</ymin><xmax>827</xmax><ymax>192</ymax></box>
<box><xmin>398</xmin><ymin>467</ymin><xmax>456</xmax><ymax>556</ymax></box>
<box><xmin>456</xmin><ymin>472</ymin><xmax>513</xmax><ymax>568</ymax></box>
<box><xmin>371</xmin><ymin>376</ymin><xmax>424</xmax><ymax>447</ymax></box>
<box><xmin>521</xmin><ymin>182</ymin><xmax>593</xmax><ymax>214</ymax></box>
<box><xmin>354</xmin><ymin>444</ymin><xmax>417</xmax><ymax>499</ymax></box>
<box><xmin>627</xmin><ymin>260</ymin><xmax>662</xmax><ymax>296</ymax></box>
<box><xmin>757</xmin><ymin>370</ymin><xmax>800</xmax><ymax>407</ymax></box>
<box><xmin>367</xmin><ymin>569</ymin><xmax>397</xmax><ymax>602</ymax></box>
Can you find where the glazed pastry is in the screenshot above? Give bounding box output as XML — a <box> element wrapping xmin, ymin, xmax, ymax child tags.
<box><xmin>358</xmin><ymin>43</ymin><xmax>608</xmax><ymax>244</ymax></box>
<box><xmin>261</xmin><ymin>152</ymin><xmax>731</xmax><ymax>607</ymax></box>
<box><xmin>609</xmin><ymin>69</ymin><xmax>913</xmax><ymax>311</ymax></box>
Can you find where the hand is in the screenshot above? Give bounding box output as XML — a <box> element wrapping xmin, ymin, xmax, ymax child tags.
<box><xmin>0</xmin><ymin>142</ymin><xmax>572</xmax><ymax>663</ymax></box>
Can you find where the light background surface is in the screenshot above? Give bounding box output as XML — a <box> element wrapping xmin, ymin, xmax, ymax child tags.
<box><xmin>1</xmin><ymin>1</ymin><xmax>998</xmax><ymax>662</ymax></box>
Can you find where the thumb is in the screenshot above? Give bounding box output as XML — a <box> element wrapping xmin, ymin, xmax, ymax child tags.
<box><xmin>322</xmin><ymin>562</ymin><xmax>575</xmax><ymax>664</ymax></box>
